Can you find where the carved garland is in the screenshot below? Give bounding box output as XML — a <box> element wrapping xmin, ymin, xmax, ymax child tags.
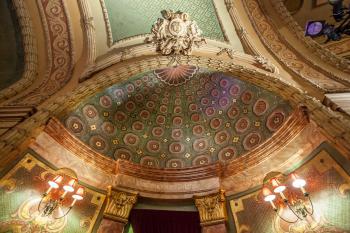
<box><xmin>12</xmin><ymin>0</ymin><xmax>73</xmax><ymax>106</ymax></box>
<box><xmin>0</xmin><ymin>0</ymin><xmax>38</xmax><ymax>103</ymax></box>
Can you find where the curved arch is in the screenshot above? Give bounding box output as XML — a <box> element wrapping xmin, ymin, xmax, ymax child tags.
<box><xmin>0</xmin><ymin>0</ymin><xmax>38</xmax><ymax>103</ymax></box>
<box><xmin>0</xmin><ymin>56</ymin><xmax>350</xmax><ymax>195</ymax></box>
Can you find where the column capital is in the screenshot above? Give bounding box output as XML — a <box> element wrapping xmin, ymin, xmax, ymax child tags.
<box><xmin>194</xmin><ymin>189</ymin><xmax>227</xmax><ymax>226</ymax></box>
<box><xmin>103</xmin><ymin>186</ymin><xmax>138</xmax><ymax>223</ymax></box>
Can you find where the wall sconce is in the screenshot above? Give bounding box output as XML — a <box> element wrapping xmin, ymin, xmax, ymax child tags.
<box><xmin>262</xmin><ymin>172</ymin><xmax>314</xmax><ymax>223</ymax></box>
<box><xmin>38</xmin><ymin>170</ymin><xmax>84</xmax><ymax>219</ymax></box>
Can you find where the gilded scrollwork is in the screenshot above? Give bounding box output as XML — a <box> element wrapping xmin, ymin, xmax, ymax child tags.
<box><xmin>254</xmin><ymin>55</ymin><xmax>278</xmax><ymax>73</ymax></box>
<box><xmin>13</xmin><ymin>0</ymin><xmax>73</xmax><ymax>105</ymax></box>
<box><xmin>104</xmin><ymin>187</ymin><xmax>138</xmax><ymax>223</ymax></box>
<box><xmin>146</xmin><ymin>10</ymin><xmax>206</xmax><ymax>56</ymax></box>
<box><xmin>217</xmin><ymin>48</ymin><xmax>237</xmax><ymax>59</ymax></box>
<box><xmin>194</xmin><ymin>190</ymin><xmax>226</xmax><ymax>226</ymax></box>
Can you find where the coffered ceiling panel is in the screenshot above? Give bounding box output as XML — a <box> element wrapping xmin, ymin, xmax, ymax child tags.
<box><xmin>62</xmin><ymin>66</ymin><xmax>292</xmax><ymax>169</ymax></box>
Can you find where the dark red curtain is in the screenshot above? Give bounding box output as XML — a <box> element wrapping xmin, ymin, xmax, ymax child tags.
<box><xmin>129</xmin><ymin>209</ymin><xmax>201</xmax><ymax>233</ymax></box>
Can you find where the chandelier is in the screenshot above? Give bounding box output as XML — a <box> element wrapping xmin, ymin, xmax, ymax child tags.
<box><xmin>262</xmin><ymin>172</ymin><xmax>314</xmax><ymax>223</ymax></box>
<box><xmin>38</xmin><ymin>173</ymin><xmax>84</xmax><ymax>219</ymax></box>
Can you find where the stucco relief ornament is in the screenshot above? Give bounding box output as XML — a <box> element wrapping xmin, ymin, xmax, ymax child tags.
<box><xmin>146</xmin><ymin>10</ymin><xmax>206</xmax><ymax>58</ymax></box>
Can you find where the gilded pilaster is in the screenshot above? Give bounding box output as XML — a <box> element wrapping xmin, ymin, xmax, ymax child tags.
<box><xmin>103</xmin><ymin>186</ymin><xmax>138</xmax><ymax>223</ymax></box>
<box><xmin>194</xmin><ymin>190</ymin><xmax>227</xmax><ymax>226</ymax></box>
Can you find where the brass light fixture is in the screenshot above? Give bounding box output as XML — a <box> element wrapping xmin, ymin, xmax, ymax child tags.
<box><xmin>38</xmin><ymin>171</ymin><xmax>84</xmax><ymax>219</ymax></box>
<box><xmin>262</xmin><ymin>172</ymin><xmax>314</xmax><ymax>223</ymax></box>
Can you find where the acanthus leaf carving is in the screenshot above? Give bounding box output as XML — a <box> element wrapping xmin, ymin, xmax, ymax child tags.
<box><xmin>146</xmin><ymin>10</ymin><xmax>206</xmax><ymax>56</ymax></box>
<box><xmin>194</xmin><ymin>189</ymin><xmax>226</xmax><ymax>226</ymax></box>
<box><xmin>103</xmin><ymin>186</ymin><xmax>138</xmax><ymax>223</ymax></box>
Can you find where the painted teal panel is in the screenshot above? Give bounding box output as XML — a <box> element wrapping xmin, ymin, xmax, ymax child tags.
<box><xmin>103</xmin><ymin>0</ymin><xmax>225</xmax><ymax>42</ymax></box>
<box><xmin>0</xmin><ymin>0</ymin><xmax>24</xmax><ymax>91</ymax></box>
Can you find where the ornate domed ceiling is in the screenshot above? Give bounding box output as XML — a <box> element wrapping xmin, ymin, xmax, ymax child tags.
<box><xmin>62</xmin><ymin>66</ymin><xmax>292</xmax><ymax>169</ymax></box>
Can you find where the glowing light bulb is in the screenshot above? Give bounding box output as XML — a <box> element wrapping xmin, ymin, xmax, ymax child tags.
<box><xmin>48</xmin><ymin>175</ymin><xmax>63</xmax><ymax>189</ymax></box>
<box><xmin>72</xmin><ymin>188</ymin><xmax>84</xmax><ymax>201</ymax></box>
<box><xmin>63</xmin><ymin>179</ymin><xmax>75</xmax><ymax>193</ymax></box>
<box><xmin>291</xmin><ymin>173</ymin><xmax>307</xmax><ymax>195</ymax></box>
<box><xmin>70</xmin><ymin>188</ymin><xmax>84</xmax><ymax>207</ymax></box>
<box><xmin>262</xmin><ymin>187</ymin><xmax>277</xmax><ymax>210</ymax></box>
<box><xmin>46</xmin><ymin>175</ymin><xmax>63</xmax><ymax>194</ymax></box>
<box><xmin>271</xmin><ymin>178</ymin><xmax>287</xmax><ymax>200</ymax></box>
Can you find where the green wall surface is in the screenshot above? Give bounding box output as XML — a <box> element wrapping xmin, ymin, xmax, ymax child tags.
<box><xmin>103</xmin><ymin>0</ymin><xmax>225</xmax><ymax>42</ymax></box>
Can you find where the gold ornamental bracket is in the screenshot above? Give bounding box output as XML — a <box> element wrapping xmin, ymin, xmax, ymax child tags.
<box><xmin>103</xmin><ymin>186</ymin><xmax>138</xmax><ymax>223</ymax></box>
<box><xmin>194</xmin><ymin>189</ymin><xmax>227</xmax><ymax>226</ymax></box>
<box><xmin>145</xmin><ymin>10</ymin><xmax>206</xmax><ymax>56</ymax></box>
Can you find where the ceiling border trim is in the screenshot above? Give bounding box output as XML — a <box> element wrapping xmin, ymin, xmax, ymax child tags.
<box><xmin>77</xmin><ymin>0</ymin><xmax>97</xmax><ymax>78</ymax></box>
<box><xmin>11</xmin><ymin>0</ymin><xmax>74</xmax><ymax>106</ymax></box>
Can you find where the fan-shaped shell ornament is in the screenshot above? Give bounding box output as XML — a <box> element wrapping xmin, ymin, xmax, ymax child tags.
<box><xmin>154</xmin><ymin>65</ymin><xmax>198</xmax><ymax>86</ymax></box>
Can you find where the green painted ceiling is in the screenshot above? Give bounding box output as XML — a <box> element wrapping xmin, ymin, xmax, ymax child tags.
<box><xmin>63</xmin><ymin>66</ymin><xmax>292</xmax><ymax>169</ymax></box>
<box><xmin>0</xmin><ymin>0</ymin><xmax>24</xmax><ymax>91</ymax></box>
<box><xmin>103</xmin><ymin>0</ymin><xmax>225</xmax><ymax>42</ymax></box>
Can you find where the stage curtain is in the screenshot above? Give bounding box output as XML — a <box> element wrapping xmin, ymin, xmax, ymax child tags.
<box><xmin>130</xmin><ymin>209</ymin><xmax>201</xmax><ymax>233</ymax></box>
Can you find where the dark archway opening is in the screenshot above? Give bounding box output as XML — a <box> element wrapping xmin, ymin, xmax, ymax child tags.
<box><xmin>129</xmin><ymin>209</ymin><xmax>201</xmax><ymax>233</ymax></box>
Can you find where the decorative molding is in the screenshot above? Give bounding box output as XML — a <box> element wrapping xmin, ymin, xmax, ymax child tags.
<box><xmin>104</xmin><ymin>186</ymin><xmax>137</xmax><ymax>223</ymax></box>
<box><xmin>269</xmin><ymin>0</ymin><xmax>350</xmax><ymax>75</ymax></box>
<box><xmin>323</xmin><ymin>38</ymin><xmax>350</xmax><ymax>57</ymax></box>
<box><xmin>78</xmin><ymin>0</ymin><xmax>97</xmax><ymax>79</ymax></box>
<box><xmin>217</xmin><ymin>48</ymin><xmax>237</xmax><ymax>59</ymax></box>
<box><xmin>243</xmin><ymin>0</ymin><xmax>349</xmax><ymax>92</ymax></box>
<box><xmin>12</xmin><ymin>0</ymin><xmax>74</xmax><ymax>106</ymax></box>
<box><xmin>0</xmin><ymin>106</ymin><xmax>37</xmax><ymax>136</ymax></box>
<box><xmin>254</xmin><ymin>55</ymin><xmax>278</xmax><ymax>73</ymax></box>
<box><xmin>224</xmin><ymin>0</ymin><xmax>261</xmax><ymax>55</ymax></box>
<box><xmin>324</xmin><ymin>93</ymin><xmax>350</xmax><ymax>114</ymax></box>
<box><xmin>145</xmin><ymin>10</ymin><xmax>206</xmax><ymax>56</ymax></box>
<box><xmin>98</xmin><ymin>0</ymin><xmax>113</xmax><ymax>47</ymax></box>
<box><xmin>194</xmin><ymin>190</ymin><xmax>227</xmax><ymax>226</ymax></box>
<box><xmin>0</xmin><ymin>0</ymin><xmax>38</xmax><ymax>104</ymax></box>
